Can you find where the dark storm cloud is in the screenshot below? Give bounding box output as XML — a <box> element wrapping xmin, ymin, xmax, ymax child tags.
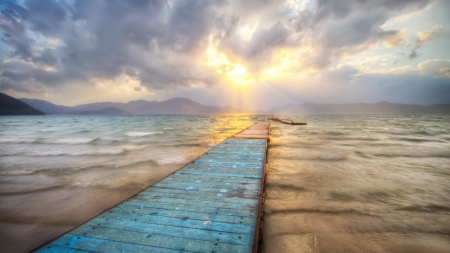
<box><xmin>0</xmin><ymin>0</ymin><xmax>223</xmax><ymax>93</ymax></box>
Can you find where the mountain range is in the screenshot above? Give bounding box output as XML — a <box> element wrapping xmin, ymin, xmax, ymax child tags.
<box><xmin>0</xmin><ymin>93</ymin><xmax>44</xmax><ymax>115</ymax></box>
<box><xmin>267</xmin><ymin>102</ymin><xmax>450</xmax><ymax>115</ymax></box>
<box><xmin>0</xmin><ymin>92</ymin><xmax>448</xmax><ymax>115</ymax></box>
<box><xmin>19</xmin><ymin>97</ymin><xmax>262</xmax><ymax>115</ymax></box>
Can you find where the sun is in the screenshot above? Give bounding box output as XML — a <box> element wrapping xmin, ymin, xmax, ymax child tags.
<box><xmin>207</xmin><ymin>46</ymin><xmax>255</xmax><ymax>86</ymax></box>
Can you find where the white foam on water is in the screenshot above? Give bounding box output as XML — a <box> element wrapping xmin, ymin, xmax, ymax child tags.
<box><xmin>30</xmin><ymin>148</ymin><xmax>125</xmax><ymax>156</ymax></box>
<box><xmin>125</xmin><ymin>132</ymin><xmax>163</xmax><ymax>137</ymax></box>
<box><xmin>45</xmin><ymin>138</ymin><xmax>97</xmax><ymax>144</ymax></box>
<box><xmin>157</xmin><ymin>156</ymin><xmax>187</xmax><ymax>165</ymax></box>
<box><xmin>0</xmin><ymin>138</ymin><xmax>36</xmax><ymax>143</ymax></box>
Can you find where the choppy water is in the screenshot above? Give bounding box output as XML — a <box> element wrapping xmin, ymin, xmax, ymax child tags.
<box><xmin>0</xmin><ymin>114</ymin><xmax>449</xmax><ymax>252</ymax></box>
<box><xmin>264</xmin><ymin>115</ymin><xmax>450</xmax><ymax>253</ymax></box>
<box><xmin>0</xmin><ymin>115</ymin><xmax>264</xmax><ymax>252</ymax></box>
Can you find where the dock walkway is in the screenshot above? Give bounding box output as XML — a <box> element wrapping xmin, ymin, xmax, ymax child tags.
<box><xmin>36</xmin><ymin>122</ymin><xmax>270</xmax><ymax>253</ymax></box>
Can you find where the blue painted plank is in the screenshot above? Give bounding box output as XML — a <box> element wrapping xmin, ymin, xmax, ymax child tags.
<box><xmin>121</xmin><ymin>199</ymin><xmax>258</xmax><ymax>217</ymax></box>
<box><xmin>39</xmin><ymin>234</ymin><xmax>195</xmax><ymax>253</ymax></box>
<box><xmin>36</xmin><ymin>245</ymin><xmax>94</xmax><ymax>253</ymax></box>
<box><xmin>131</xmin><ymin>195</ymin><xmax>258</xmax><ymax>210</ymax></box>
<box><xmin>136</xmin><ymin>190</ymin><xmax>260</xmax><ymax>205</ymax></box>
<box><xmin>73</xmin><ymin>218</ymin><xmax>254</xmax><ymax>246</ymax></box>
<box><xmin>176</xmin><ymin>171</ymin><xmax>262</xmax><ymax>179</ymax></box>
<box><xmin>69</xmin><ymin>226</ymin><xmax>252</xmax><ymax>252</ymax></box>
<box><xmin>143</xmin><ymin>186</ymin><xmax>260</xmax><ymax>199</ymax></box>
<box><xmin>96</xmin><ymin>212</ymin><xmax>255</xmax><ymax>234</ymax></box>
<box><xmin>111</xmin><ymin>205</ymin><xmax>255</xmax><ymax>225</ymax></box>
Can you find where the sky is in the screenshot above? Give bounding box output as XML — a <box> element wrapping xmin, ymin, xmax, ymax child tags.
<box><xmin>0</xmin><ymin>0</ymin><xmax>449</xmax><ymax>110</ymax></box>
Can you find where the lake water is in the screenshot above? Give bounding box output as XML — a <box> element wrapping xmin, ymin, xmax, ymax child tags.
<box><xmin>264</xmin><ymin>114</ymin><xmax>450</xmax><ymax>253</ymax></box>
<box><xmin>0</xmin><ymin>114</ymin><xmax>449</xmax><ymax>252</ymax></box>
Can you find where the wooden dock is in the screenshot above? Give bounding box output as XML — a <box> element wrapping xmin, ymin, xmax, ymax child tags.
<box><xmin>35</xmin><ymin>122</ymin><xmax>270</xmax><ymax>253</ymax></box>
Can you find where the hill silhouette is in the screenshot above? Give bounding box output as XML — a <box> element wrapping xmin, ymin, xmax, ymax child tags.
<box><xmin>0</xmin><ymin>92</ymin><xmax>44</xmax><ymax>115</ymax></box>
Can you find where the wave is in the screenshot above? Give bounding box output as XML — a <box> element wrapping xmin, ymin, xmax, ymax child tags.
<box><xmin>396</xmin><ymin>204</ymin><xmax>450</xmax><ymax>213</ymax></box>
<box><xmin>157</xmin><ymin>156</ymin><xmax>187</xmax><ymax>165</ymax></box>
<box><xmin>396</xmin><ymin>138</ymin><xmax>444</xmax><ymax>143</ymax></box>
<box><xmin>377</xmin><ymin>130</ymin><xmax>448</xmax><ymax>136</ymax></box>
<box><xmin>0</xmin><ymin>159</ymin><xmax>158</xmax><ymax>176</ymax></box>
<box><xmin>43</xmin><ymin>137</ymin><xmax>99</xmax><ymax>144</ymax></box>
<box><xmin>125</xmin><ymin>132</ymin><xmax>163</xmax><ymax>137</ymax></box>
<box><xmin>9</xmin><ymin>148</ymin><xmax>126</xmax><ymax>157</ymax></box>
<box><xmin>326</xmin><ymin>131</ymin><xmax>346</xmax><ymax>136</ymax></box>
<box><xmin>0</xmin><ymin>138</ymin><xmax>36</xmax><ymax>144</ymax></box>
<box><xmin>354</xmin><ymin>150</ymin><xmax>450</xmax><ymax>159</ymax></box>
<box><xmin>273</xmin><ymin>154</ymin><xmax>347</xmax><ymax>161</ymax></box>
<box><xmin>319</xmin><ymin>154</ymin><xmax>346</xmax><ymax>161</ymax></box>
<box><xmin>266</xmin><ymin>207</ymin><xmax>374</xmax><ymax>216</ymax></box>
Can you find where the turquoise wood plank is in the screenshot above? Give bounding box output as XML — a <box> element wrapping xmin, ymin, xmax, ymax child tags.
<box><xmin>95</xmin><ymin>212</ymin><xmax>254</xmax><ymax>234</ymax></box>
<box><xmin>46</xmin><ymin>234</ymin><xmax>196</xmax><ymax>253</ymax></box>
<box><xmin>36</xmin><ymin>245</ymin><xmax>94</xmax><ymax>253</ymax></box>
<box><xmin>175</xmin><ymin>171</ymin><xmax>263</xmax><ymax>179</ymax></box>
<box><xmin>136</xmin><ymin>190</ymin><xmax>260</xmax><ymax>205</ymax></box>
<box><xmin>36</xmin><ymin>137</ymin><xmax>267</xmax><ymax>253</ymax></box>
<box><xmin>71</xmin><ymin>220</ymin><xmax>254</xmax><ymax>246</ymax></box>
<box><xmin>120</xmin><ymin>198</ymin><xmax>258</xmax><ymax>217</ymax></box>
<box><xmin>143</xmin><ymin>186</ymin><xmax>260</xmax><ymax>199</ymax></box>
<box><xmin>69</xmin><ymin>226</ymin><xmax>251</xmax><ymax>253</ymax></box>
<box><xmin>111</xmin><ymin>205</ymin><xmax>255</xmax><ymax>225</ymax></box>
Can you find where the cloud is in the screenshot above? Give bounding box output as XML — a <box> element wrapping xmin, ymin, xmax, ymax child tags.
<box><xmin>418</xmin><ymin>59</ymin><xmax>450</xmax><ymax>77</ymax></box>
<box><xmin>0</xmin><ymin>0</ymin><xmax>225</xmax><ymax>93</ymax></box>
<box><xmin>416</xmin><ymin>25</ymin><xmax>441</xmax><ymax>46</ymax></box>
<box><xmin>409</xmin><ymin>48</ymin><xmax>420</xmax><ymax>59</ymax></box>
<box><xmin>383</xmin><ymin>30</ymin><xmax>405</xmax><ymax>48</ymax></box>
<box><xmin>362</xmin><ymin>66</ymin><xmax>415</xmax><ymax>74</ymax></box>
<box><xmin>408</xmin><ymin>25</ymin><xmax>442</xmax><ymax>60</ymax></box>
<box><xmin>0</xmin><ymin>0</ymin><xmax>443</xmax><ymax>105</ymax></box>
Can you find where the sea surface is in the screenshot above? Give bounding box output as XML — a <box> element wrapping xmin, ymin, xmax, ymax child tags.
<box><xmin>264</xmin><ymin>114</ymin><xmax>450</xmax><ymax>253</ymax></box>
<box><xmin>0</xmin><ymin>114</ymin><xmax>449</xmax><ymax>252</ymax></box>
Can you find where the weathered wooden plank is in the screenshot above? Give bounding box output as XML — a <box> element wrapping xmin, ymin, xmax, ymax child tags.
<box><xmin>111</xmin><ymin>205</ymin><xmax>255</xmax><ymax>225</ymax></box>
<box><xmin>73</xmin><ymin>218</ymin><xmax>254</xmax><ymax>246</ymax></box>
<box><xmin>95</xmin><ymin>211</ymin><xmax>254</xmax><ymax>234</ymax></box>
<box><xmin>120</xmin><ymin>198</ymin><xmax>258</xmax><ymax>217</ymax></box>
<box><xmin>153</xmin><ymin>180</ymin><xmax>261</xmax><ymax>192</ymax></box>
<box><xmin>143</xmin><ymin>186</ymin><xmax>260</xmax><ymax>199</ymax></box>
<box><xmin>178</xmin><ymin>165</ymin><xmax>263</xmax><ymax>173</ymax></box>
<box><xmin>160</xmin><ymin>173</ymin><xmax>262</xmax><ymax>185</ymax></box>
<box><xmin>136</xmin><ymin>190</ymin><xmax>260</xmax><ymax>205</ymax></box>
<box><xmin>70</xmin><ymin>225</ymin><xmax>253</xmax><ymax>252</ymax></box>
<box><xmin>124</xmin><ymin>198</ymin><xmax>258</xmax><ymax>215</ymax></box>
<box><xmin>151</xmin><ymin>183</ymin><xmax>261</xmax><ymax>196</ymax></box>
<box><xmin>43</xmin><ymin>234</ymin><xmax>195</xmax><ymax>253</ymax></box>
<box><xmin>175</xmin><ymin>171</ymin><xmax>262</xmax><ymax>179</ymax></box>
<box><xmin>36</xmin><ymin>245</ymin><xmax>94</xmax><ymax>253</ymax></box>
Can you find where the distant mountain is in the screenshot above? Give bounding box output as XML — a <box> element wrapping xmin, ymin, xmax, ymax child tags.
<box><xmin>78</xmin><ymin>106</ymin><xmax>130</xmax><ymax>115</ymax></box>
<box><xmin>18</xmin><ymin>97</ymin><xmax>450</xmax><ymax>115</ymax></box>
<box><xmin>0</xmin><ymin>92</ymin><xmax>45</xmax><ymax>115</ymax></box>
<box><xmin>20</xmin><ymin>98</ymin><xmax>70</xmax><ymax>114</ymax></box>
<box><xmin>20</xmin><ymin>97</ymin><xmax>261</xmax><ymax>115</ymax></box>
<box><xmin>268</xmin><ymin>101</ymin><xmax>450</xmax><ymax>114</ymax></box>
